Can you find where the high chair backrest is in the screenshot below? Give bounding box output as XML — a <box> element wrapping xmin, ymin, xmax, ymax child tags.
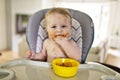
<box><xmin>26</xmin><ymin>8</ymin><xmax>94</xmax><ymax>63</ymax></box>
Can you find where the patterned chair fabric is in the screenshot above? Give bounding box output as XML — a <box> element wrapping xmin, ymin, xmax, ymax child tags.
<box><xmin>26</xmin><ymin>8</ymin><xmax>94</xmax><ymax>63</ymax></box>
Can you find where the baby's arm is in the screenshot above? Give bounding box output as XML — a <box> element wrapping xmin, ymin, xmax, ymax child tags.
<box><xmin>27</xmin><ymin>42</ymin><xmax>47</xmax><ymax>61</ymax></box>
<box><xmin>55</xmin><ymin>38</ymin><xmax>81</xmax><ymax>61</ymax></box>
<box><xmin>28</xmin><ymin>51</ymin><xmax>46</xmax><ymax>61</ymax></box>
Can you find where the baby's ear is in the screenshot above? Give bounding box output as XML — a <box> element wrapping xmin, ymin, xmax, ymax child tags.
<box><xmin>40</xmin><ymin>19</ymin><xmax>46</xmax><ymax>28</ymax></box>
<box><xmin>40</xmin><ymin>18</ymin><xmax>48</xmax><ymax>34</ymax></box>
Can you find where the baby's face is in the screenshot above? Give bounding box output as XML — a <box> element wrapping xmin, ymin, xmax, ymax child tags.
<box><xmin>46</xmin><ymin>13</ymin><xmax>71</xmax><ymax>40</ymax></box>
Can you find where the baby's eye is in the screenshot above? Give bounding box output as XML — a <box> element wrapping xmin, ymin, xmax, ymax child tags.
<box><xmin>51</xmin><ymin>26</ymin><xmax>56</xmax><ymax>28</ymax></box>
<box><xmin>61</xmin><ymin>26</ymin><xmax>66</xmax><ymax>28</ymax></box>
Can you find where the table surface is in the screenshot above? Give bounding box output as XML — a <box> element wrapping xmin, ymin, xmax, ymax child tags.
<box><xmin>0</xmin><ymin>59</ymin><xmax>120</xmax><ymax>80</ymax></box>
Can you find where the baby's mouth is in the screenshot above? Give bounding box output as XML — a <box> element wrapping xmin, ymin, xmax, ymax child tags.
<box><xmin>50</xmin><ymin>33</ymin><xmax>69</xmax><ymax>40</ymax></box>
<box><xmin>55</xmin><ymin>34</ymin><xmax>65</xmax><ymax>38</ymax></box>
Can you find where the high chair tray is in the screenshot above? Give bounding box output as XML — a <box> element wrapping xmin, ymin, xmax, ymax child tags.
<box><xmin>0</xmin><ymin>59</ymin><xmax>120</xmax><ymax>80</ymax></box>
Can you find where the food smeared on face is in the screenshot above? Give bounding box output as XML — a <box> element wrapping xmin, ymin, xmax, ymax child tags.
<box><xmin>49</xmin><ymin>32</ymin><xmax>69</xmax><ymax>40</ymax></box>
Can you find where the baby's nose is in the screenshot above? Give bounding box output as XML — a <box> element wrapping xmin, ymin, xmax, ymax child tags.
<box><xmin>56</xmin><ymin>27</ymin><xmax>62</xmax><ymax>32</ymax></box>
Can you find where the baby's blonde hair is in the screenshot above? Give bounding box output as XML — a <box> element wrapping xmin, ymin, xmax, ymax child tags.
<box><xmin>45</xmin><ymin>8</ymin><xmax>72</xmax><ymax>26</ymax></box>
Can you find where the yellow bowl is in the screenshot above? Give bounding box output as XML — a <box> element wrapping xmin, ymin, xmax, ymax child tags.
<box><xmin>52</xmin><ymin>58</ymin><xmax>80</xmax><ymax>77</ymax></box>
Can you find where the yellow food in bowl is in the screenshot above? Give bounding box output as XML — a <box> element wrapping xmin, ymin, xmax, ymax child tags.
<box><xmin>52</xmin><ymin>58</ymin><xmax>80</xmax><ymax>77</ymax></box>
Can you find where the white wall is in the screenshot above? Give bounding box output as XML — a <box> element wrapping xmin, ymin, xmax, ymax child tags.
<box><xmin>8</xmin><ymin>0</ymin><xmax>43</xmax><ymax>51</ymax></box>
<box><xmin>108</xmin><ymin>1</ymin><xmax>120</xmax><ymax>36</ymax></box>
<box><xmin>6</xmin><ymin>0</ymin><xmax>55</xmax><ymax>51</ymax></box>
<box><xmin>0</xmin><ymin>0</ymin><xmax>7</xmax><ymax>50</ymax></box>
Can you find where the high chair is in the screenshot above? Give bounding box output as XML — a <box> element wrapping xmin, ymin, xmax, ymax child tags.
<box><xmin>0</xmin><ymin>8</ymin><xmax>120</xmax><ymax>80</ymax></box>
<box><xmin>26</xmin><ymin>8</ymin><xmax>94</xmax><ymax>64</ymax></box>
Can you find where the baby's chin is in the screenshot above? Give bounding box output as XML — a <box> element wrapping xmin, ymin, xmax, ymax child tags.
<box><xmin>56</xmin><ymin>36</ymin><xmax>64</xmax><ymax>39</ymax></box>
<box><xmin>53</xmin><ymin>36</ymin><xmax>69</xmax><ymax>40</ymax></box>
<box><xmin>50</xmin><ymin>36</ymin><xmax>67</xmax><ymax>40</ymax></box>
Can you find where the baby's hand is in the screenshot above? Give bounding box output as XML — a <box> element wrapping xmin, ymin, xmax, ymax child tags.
<box><xmin>54</xmin><ymin>38</ymin><xmax>69</xmax><ymax>46</ymax></box>
<box><xmin>26</xmin><ymin>50</ymin><xmax>35</xmax><ymax>59</ymax></box>
<box><xmin>27</xmin><ymin>51</ymin><xmax>44</xmax><ymax>61</ymax></box>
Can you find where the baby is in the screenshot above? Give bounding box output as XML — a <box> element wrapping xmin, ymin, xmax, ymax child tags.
<box><xmin>28</xmin><ymin>8</ymin><xmax>81</xmax><ymax>62</ymax></box>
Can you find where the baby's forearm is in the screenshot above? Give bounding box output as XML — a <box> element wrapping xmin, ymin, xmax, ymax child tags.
<box><xmin>60</xmin><ymin>41</ymin><xmax>81</xmax><ymax>60</ymax></box>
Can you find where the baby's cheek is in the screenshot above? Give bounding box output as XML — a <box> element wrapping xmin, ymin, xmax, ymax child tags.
<box><xmin>65</xmin><ymin>33</ymin><xmax>69</xmax><ymax>38</ymax></box>
<box><xmin>48</xmin><ymin>32</ymin><xmax>55</xmax><ymax>40</ymax></box>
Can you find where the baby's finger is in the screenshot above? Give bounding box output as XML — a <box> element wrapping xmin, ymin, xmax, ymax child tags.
<box><xmin>26</xmin><ymin>51</ymin><xmax>34</xmax><ymax>58</ymax></box>
<box><xmin>63</xmin><ymin>37</ymin><xmax>68</xmax><ymax>40</ymax></box>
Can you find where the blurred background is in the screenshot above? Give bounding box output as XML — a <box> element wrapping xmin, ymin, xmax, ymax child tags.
<box><xmin>0</xmin><ymin>0</ymin><xmax>120</xmax><ymax>68</ymax></box>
